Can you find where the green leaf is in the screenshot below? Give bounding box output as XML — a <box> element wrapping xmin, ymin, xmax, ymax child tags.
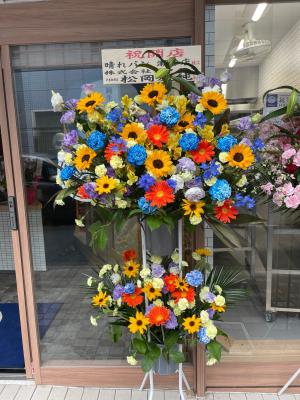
<box><xmin>146</xmin><ymin>215</ymin><xmax>162</xmax><ymax>231</ymax></box>
<box><xmin>168</xmin><ymin>348</ymin><xmax>185</xmax><ymax>363</ymax></box>
<box><xmin>147</xmin><ymin>343</ymin><xmax>161</xmax><ymax>361</ymax></box>
<box><xmin>141</xmin><ymin>355</ymin><xmax>154</xmax><ymax>372</ymax></box>
<box><xmin>287</xmin><ymin>89</ymin><xmax>298</xmax><ymax>117</ymax></box>
<box><xmin>207</xmin><ymin>218</ymin><xmax>244</xmax><ymax>248</ymax></box>
<box><xmin>263</xmin><ymin>85</ymin><xmax>300</xmax><ymax>101</ymax></box>
<box><xmin>234</xmin><ymin>214</ymin><xmax>264</xmax><ymax>225</ymax></box>
<box><xmin>109</xmin><ymin>324</ymin><xmax>122</xmax><ymax>343</ymax></box>
<box><xmin>207</xmin><ymin>341</ymin><xmax>222</xmax><ymax>362</ymax></box>
<box><xmin>132</xmin><ymin>338</ymin><xmax>148</xmax><ymax>355</ymax></box>
<box><xmin>172</xmin><ymin>76</ymin><xmax>202</xmax><ymax>95</ymax></box>
<box><xmin>54</xmin><ymin>187</ymin><xmax>76</xmax><ymax>204</ymax></box>
<box><xmin>136</xmin><ymin>62</ymin><xmax>158</xmax><ymax>73</ymax></box>
<box><xmin>164</xmin><ymin>331</ymin><xmax>179</xmax><ymax>348</ymax></box>
<box><xmin>260</xmin><ymin>106</ymin><xmax>287</xmax><ymax>123</ymax></box>
<box><xmin>128</xmin><ymin>209</ymin><xmax>142</xmax><ymax>218</ymax></box>
<box><xmin>88</xmin><ymin>221</ymin><xmax>109</xmax><ymax>251</ymax></box>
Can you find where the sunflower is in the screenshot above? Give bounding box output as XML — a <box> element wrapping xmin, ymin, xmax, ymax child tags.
<box><xmin>121</xmin><ymin>123</ymin><xmax>147</xmax><ymax>144</ymax></box>
<box><xmin>214</xmin><ymin>199</ymin><xmax>238</xmax><ymax>223</ymax></box>
<box><xmin>145</xmin><ymin>181</ymin><xmax>175</xmax><ymax>208</ymax></box>
<box><xmin>92</xmin><ymin>291</ymin><xmax>109</xmax><ymax>308</ymax></box>
<box><xmin>147</xmin><ymin>306</ymin><xmax>170</xmax><ymax>326</ymax></box>
<box><xmin>182</xmin><ymin>199</ymin><xmax>205</xmax><ymax>218</ymax></box>
<box><xmin>77</xmin><ymin>92</ymin><xmax>105</xmax><ymax>114</ymax></box>
<box><xmin>123</xmin><ymin>260</ymin><xmax>140</xmax><ymax>278</ymax></box>
<box><xmin>190</xmin><ymin>141</ymin><xmax>215</xmax><ymax>164</ymax></box>
<box><xmin>174</xmin><ymin>113</ymin><xmax>195</xmax><ymax>133</ymax></box>
<box><xmin>200</xmin><ymin>91</ymin><xmax>227</xmax><ymax>115</ymax></box>
<box><xmin>128</xmin><ymin>311</ymin><xmax>149</xmax><ymax>335</ymax></box>
<box><xmin>194</xmin><ymin>248</ymin><xmax>212</xmax><ymax>257</ymax></box>
<box><xmin>74</xmin><ymin>145</ymin><xmax>97</xmax><ymax>170</ymax></box>
<box><xmin>145</xmin><ymin>150</ymin><xmax>173</xmax><ymax>178</ymax></box>
<box><xmin>95</xmin><ymin>175</ymin><xmax>117</xmax><ymax>194</ymax></box>
<box><xmin>227</xmin><ymin>144</ymin><xmax>254</xmax><ymax>170</ymax></box>
<box><xmin>147</xmin><ymin>125</ymin><xmax>169</xmax><ymax>148</ymax></box>
<box><xmin>122</xmin><ymin>287</ymin><xmax>144</xmax><ymax>307</ymax></box>
<box><xmin>183</xmin><ymin>315</ymin><xmax>201</xmax><ymax>334</ymax></box>
<box><xmin>143</xmin><ymin>282</ymin><xmax>162</xmax><ymax>301</ymax></box>
<box><xmin>174</xmin><ymin>278</ymin><xmax>189</xmax><ymax>292</ymax></box>
<box><xmin>139</xmin><ymin>82</ymin><xmax>167</xmax><ymax>106</ymax></box>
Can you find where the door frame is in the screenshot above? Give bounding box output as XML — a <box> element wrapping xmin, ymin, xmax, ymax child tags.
<box><xmin>0</xmin><ymin>0</ymin><xmax>205</xmax><ymax>394</ymax></box>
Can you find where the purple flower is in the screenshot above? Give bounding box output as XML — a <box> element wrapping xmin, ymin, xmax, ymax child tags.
<box><xmin>63</xmin><ymin>130</ymin><xmax>78</xmax><ymax>147</ymax></box>
<box><xmin>193</xmin><ymin>112</ymin><xmax>207</xmax><ymax>128</ymax></box>
<box><xmin>220</xmin><ymin>70</ymin><xmax>232</xmax><ymax>83</ymax></box>
<box><xmin>165</xmin><ymin>311</ymin><xmax>178</xmax><ymax>329</ymax></box>
<box><xmin>145</xmin><ymin>304</ymin><xmax>155</xmax><ymax>314</ymax></box>
<box><xmin>151</xmin><ymin>264</ymin><xmax>165</xmax><ymax>278</ymax></box>
<box><xmin>83</xmin><ymin>182</ymin><xmax>98</xmax><ymax>199</ymax></box>
<box><xmin>177</xmin><ymin>157</ymin><xmax>196</xmax><ymax>172</ymax></box>
<box><xmin>146</xmin><ymin>114</ymin><xmax>161</xmax><ymax>129</ymax></box>
<box><xmin>138</xmin><ymin>113</ymin><xmax>151</xmax><ymax>126</ymax></box>
<box><xmin>65</xmin><ymin>98</ymin><xmax>78</xmax><ymax>109</ymax></box>
<box><xmin>113</xmin><ymin>284</ymin><xmax>124</xmax><ymax>300</ymax></box>
<box><xmin>138</xmin><ymin>174</ymin><xmax>156</xmax><ymax>191</ymax></box>
<box><xmin>188</xmin><ymin>92</ymin><xmax>199</xmax><ymax>105</ymax></box>
<box><xmin>237</xmin><ymin>116</ymin><xmax>254</xmax><ymax>131</ymax></box>
<box><xmin>60</xmin><ymin>110</ymin><xmax>76</xmax><ymax>124</ymax></box>
<box><xmin>109</xmin><ymin>136</ymin><xmax>127</xmax><ymax>153</ymax></box>
<box><xmin>185</xmin><ymin>176</ymin><xmax>202</xmax><ymax>189</ymax></box>
<box><xmin>81</xmin><ymin>83</ymin><xmax>95</xmax><ymax>95</ymax></box>
<box><xmin>205</xmin><ymin>292</ymin><xmax>216</xmax><ymax>303</ymax></box>
<box><xmin>207</xmin><ymin>308</ymin><xmax>215</xmax><ymax>319</ymax></box>
<box><xmin>208</xmin><ymin>77</ymin><xmax>222</xmax><ymax>87</ymax></box>
<box><xmin>106</xmin><ymin>166</ymin><xmax>116</xmax><ymax>178</ymax></box>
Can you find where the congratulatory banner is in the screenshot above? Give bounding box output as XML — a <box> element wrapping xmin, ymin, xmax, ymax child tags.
<box><xmin>101</xmin><ymin>45</ymin><xmax>201</xmax><ymax>85</ymax></box>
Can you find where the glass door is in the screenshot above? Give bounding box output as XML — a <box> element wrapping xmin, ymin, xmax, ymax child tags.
<box><xmin>7</xmin><ymin>38</ymin><xmax>200</xmax><ymax>388</ymax></box>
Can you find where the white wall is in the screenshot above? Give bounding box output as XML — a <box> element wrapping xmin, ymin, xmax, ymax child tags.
<box><xmin>258</xmin><ymin>19</ymin><xmax>300</xmax><ymax>100</ymax></box>
<box><xmin>216</xmin><ymin>66</ymin><xmax>259</xmax><ymax>100</ymax></box>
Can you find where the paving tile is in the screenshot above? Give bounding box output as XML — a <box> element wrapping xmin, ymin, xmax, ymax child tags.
<box><xmin>114</xmin><ymin>389</ymin><xmax>132</xmax><ymax>400</ymax></box>
<box><xmin>230</xmin><ymin>394</ymin><xmax>247</xmax><ymax>400</ymax></box>
<box><xmin>65</xmin><ymin>387</ymin><xmax>84</xmax><ymax>400</ymax></box>
<box><xmin>245</xmin><ymin>394</ymin><xmax>264</xmax><ymax>400</ymax></box>
<box><xmin>48</xmin><ymin>386</ymin><xmax>68</xmax><ymax>400</ymax></box>
<box><xmin>14</xmin><ymin>385</ymin><xmax>36</xmax><ymax>400</ymax></box>
<box><xmin>262</xmin><ymin>395</ymin><xmax>279</xmax><ymax>400</ymax></box>
<box><xmin>0</xmin><ymin>385</ymin><xmax>20</xmax><ymax>400</ymax></box>
<box><xmin>31</xmin><ymin>385</ymin><xmax>52</xmax><ymax>400</ymax></box>
<box><xmin>131</xmin><ymin>389</ymin><xmax>148</xmax><ymax>400</ymax></box>
<box><xmin>100</xmin><ymin>389</ymin><xmax>116</xmax><ymax>400</ymax></box>
<box><xmin>214</xmin><ymin>393</ymin><xmax>230</xmax><ymax>400</ymax></box>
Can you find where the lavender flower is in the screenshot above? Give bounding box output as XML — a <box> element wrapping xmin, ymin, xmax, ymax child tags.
<box><xmin>83</xmin><ymin>182</ymin><xmax>98</xmax><ymax>199</ymax></box>
<box><xmin>65</xmin><ymin>98</ymin><xmax>78</xmax><ymax>109</ymax></box>
<box><xmin>151</xmin><ymin>264</ymin><xmax>165</xmax><ymax>278</ymax></box>
<box><xmin>237</xmin><ymin>116</ymin><xmax>254</xmax><ymax>131</ymax></box>
<box><xmin>81</xmin><ymin>83</ymin><xmax>96</xmax><ymax>95</ymax></box>
<box><xmin>165</xmin><ymin>311</ymin><xmax>178</xmax><ymax>329</ymax></box>
<box><xmin>185</xmin><ymin>187</ymin><xmax>205</xmax><ymax>202</ymax></box>
<box><xmin>63</xmin><ymin>130</ymin><xmax>78</xmax><ymax>147</ymax></box>
<box><xmin>188</xmin><ymin>92</ymin><xmax>200</xmax><ymax>105</ymax></box>
<box><xmin>177</xmin><ymin>157</ymin><xmax>196</xmax><ymax>173</ymax></box>
<box><xmin>113</xmin><ymin>284</ymin><xmax>124</xmax><ymax>300</ymax></box>
<box><xmin>60</xmin><ymin>110</ymin><xmax>75</xmax><ymax>124</ymax></box>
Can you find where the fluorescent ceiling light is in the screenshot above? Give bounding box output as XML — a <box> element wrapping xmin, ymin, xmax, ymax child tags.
<box><xmin>252</xmin><ymin>3</ymin><xmax>268</xmax><ymax>22</ymax></box>
<box><xmin>228</xmin><ymin>57</ymin><xmax>237</xmax><ymax>68</ymax></box>
<box><xmin>237</xmin><ymin>39</ymin><xmax>245</xmax><ymax>51</ymax></box>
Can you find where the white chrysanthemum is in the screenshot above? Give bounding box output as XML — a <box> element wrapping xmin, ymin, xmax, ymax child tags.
<box><xmin>190</xmin><ymin>215</ymin><xmax>202</xmax><ymax>225</ymax></box>
<box><xmin>87</xmin><ymin>276</ymin><xmax>94</xmax><ymax>287</ymax></box>
<box><xmin>200</xmin><ymin>286</ymin><xmax>210</xmax><ymax>302</ymax></box>
<box><xmin>202</xmin><ymin>84</ymin><xmax>220</xmax><ymax>93</ymax></box>
<box><xmin>111</xmin><ymin>273</ymin><xmax>121</xmax><ymax>285</ymax></box>
<box><xmin>200</xmin><ymin>310</ymin><xmax>210</xmax><ymax>324</ymax></box>
<box><xmin>117</xmin><ymin>298</ymin><xmax>122</xmax><ymax>307</ymax></box>
<box><xmin>180</xmin><ymin>171</ymin><xmax>194</xmax><ymax>182</ymax></box>
<box><xmin>140</xmin><ymin>268</ymin><xmax>151</xmax><ymax>279</ymax></box>
<box><xmin>76</xmin><ymin>123</ymin><xmax>84</xmax><ymax>132</ymax></box>
<box><xmin>104</xmin><ymin>101</ymin><xmax>118</xmax><ymax>113</ymax></box>
<box><xmin>110</xmin><ymin>155</ymin><xmax>124</xmax><ymax>169</ymax></box>
<box><xmin>171</xmin><ymin>250</ymin><xmax>179</xmax><ymax>263</ymax></box>
<box><xmin>169</xmin><ymin>265</ymin><xmax>179</xmax><ymax>275</ymax></box>
<box><xmin>95</xmin><ymin>164</ymin><xmax>107</xmax><ymax>177</ymax></box>
<box><xmin>207</xmin><ymin>357</ymin><xmax>218</xmax><ymax>366</ymax></box>
<box><xmin>205</xmin><ymin>322</ymin><xmax>218</xmax><ymax>339</ymax></box>
<box><xmin>54</xmin><ymin>199</ymin><xmax>65</xmax><ymax>206</ymax></box>
<box><xmin>237</xmin><ymin>175</ymin><xmax>248</xmax><ymax>188</ymax></box>
<box><xmin>64</xmin><ymin>180</ymin><xmax>74</xmax><ymax>189</ymax></box>
<box><xmin>99</xmin><ymin>264</ymin><xmax>112</xmax><ymax>277</ymax></box>
<box><xmin>116</xmin><ymin>198</ymin><xmax>127</xmax><ymax>209</ymax></box>
<box><xmin>204</xmin><ymin>176</ymin><xmax>217</xmax><ymax>186</ymax></box>
<box><xmin>97</xmin><ymin>282</ymin><xmax>104</xmax><ymax>291</ymax></box>
<box><xmin>169</xmin><ymin>174</ymin><xmax>184</xmax><ymax>192</ymax></box>
<box><xmin>56</xmin><ymin>175</ymin><xmax>63</xmax><ymax>186</ymax></box>
<box><xmin>150</xmin><ymin>255</ymin><xmax>163</xmax><ymax>264</ymax></box>
<box><xmin>58</xmin><ymin>150</ymin><xmax>66</xmax><ymax>163</ymax></box>
<box><xmin>90</xmin><ymin>316</ymin><xmax>98</xmax><ymax>326</ymax></box>
<box><xmin>177</xmin><ymin>298</ymin><xmax>189</xmax><ymax>311</ymax></box>
<box><xmin>51</xmin><ymin>91</ymin><xmax>64</xmax><ymax>112</ymax></box>
<box><xmin>152</xmin><ymin>278</ymin><xmax>164</xmax><ymax>290</ymax></box>
<box><xmin>113</xmin><ymin>264</ymin><xmax>119</xmax><ymax>273</ymax></box>
<box><xmin>64</xmin><ymin>153</ymin><xmax>73</xmax><ymax>165</ymax></box>
<box><xmin>188</xmin><ymin>300</ymin><xmax>196</xmax><ymax>309</ymax></box>
<box><xmin>173</xmin><ymin>306</ymin><xmax>182</xmax><ymax>316</ymax></box>
<box><xmin>215</xmin><ymin>295</ymin><xmax>225</xmax><ymax>307</ymax></box>
<box><xmin>113</xmin><ymin>308</ymin><xmax>119</xmax><ymax>317</ymax></box>
<box><xmin>127</xmin><ymin>356</ymin><xmax>138</xmax><ymax>366</ymax></box>
<box><xmin>195</xmin><ymin>103</ymin><xmax>205</xmax><ymax>113</ymax></box>
<box><xmin>214</xmin><ymin>285</ymin><xmax>222</xmax><ymax>294</ymax></box>
<box><xmin>153</xmin><ymin>299</ymin><xmax>163</xmax><ymax>306</ymax></box>
<box><xmin>219</xmin><ymin>152</ymin><xmax>229</xmax><ymax>163</ymax></box>
<box><xmin>75</xmin><ymin>218</ymin><xmax>85</xmax><ymax>227</ymax></box>
<box><xmin>185</xmin><ymin>187</ymin><xmax>205</xmax><ymax>202</ymax></box>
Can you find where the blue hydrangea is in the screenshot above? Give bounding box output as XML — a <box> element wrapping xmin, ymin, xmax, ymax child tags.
<box><xmin>217</xmin><ymin>135</ymin><xmax>237</xmax><ymax>152</ymax></box>
<box><xmin>201</xmin><ymin>160</ymin><xmax>221</xmax><ymax>180</ymax></box>
<box><xmin>127</xmin><ymin>144</ymin><xmax>147</xmax><ymax>166</ymax></box>
<box><xmin>179</xmin><ymin>133</ymin><xmax>200</xmax><ymax>151</ymax></box>
<box><xmin>124</xmin><ymin>282</ymin><xmax>135</xmax><ymax>294</ymax></box>
<box><xmin>209</xmin><ymin>179</ymin><xmax>232</xmax><ymax>202</ymax></box>
<box><xmin>253</xmin><ymin>138</ymin><xmax>264</xmax><ymax>151</ymax></box>
<box><xmin>159</xmin><ymin>106</ymin><xmax>180</xmax><ymax>126</ymax></box>
<box><xmin>198</xmin><ymin>327</ymin><xmax>210</xmax><ymax>344</ymax></box>
<box><xmin>185</xmin><ymin>270</ymin><xmax>203</xmax><ymax>287</ymax></box>
<box><xmin>87</xmin><ymin>130</ymin><xmax>106</xmax><ymax>150</ymax></box>
<box><xmin>235</xmin><ymin>194</ymin><xmax>255</xmax><ymax>209</ymax></box>
<box><xmin>138</xmin><ymin>197</ymin><xmax>157</xmax><ymax>214</ymax></box>
<box><xmin>193</xmin><ymin>112</ymin><xmax>207</xmax><ymax>128</ymax></box>
<box><xmin>138</xmin><ymin>174</ymin><xmax>155</xmax><ymax>191</ymax></box>
<box><xmin>166</xmin><ymin>179</ymin><xmax>177</xmax><ymax>191</ymax></box>
<box><xmin>107</xmin><ymin>108</ymin><xmax>122</xmax><ymax>123</ymax></box>
<box><xmin>60</xmin><ymin>166</ymin><xmax>76</xmax><ymax>181</ymax></box>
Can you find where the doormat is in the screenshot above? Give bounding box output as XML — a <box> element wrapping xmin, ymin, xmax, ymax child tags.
<box><xmin>0</xmin><ymin>302</ymin><xmax>62</xmax><ymax>369</ymax></box>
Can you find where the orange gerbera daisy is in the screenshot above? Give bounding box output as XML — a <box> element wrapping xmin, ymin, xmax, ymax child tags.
<box><xmin>190</xmin><ymin>140</ymin><xmax>215</xmax><ymax>164</ymax></box>
<box><xmin>147</xmin><ymin>125</ymin><xmax>169</xmax><ymax>148</ymax></box>
<box><xmin>172</xmin><ymin>286</ymin><xmax>195</xmax><ymax>303</ymax></box>
<box><xmin>147</xmin><ymin>306</ymin><xmax>170</xmax><ymax>326</ymax></box>
<box><xmin>77</xmin><ymin>186</ymin><xmax>90</xmax><ymax>199</ymax></box>
<box><xmin>122</xmin><ymin>287</ymin><xmax>144</xmax><ymax>307</ymax></box>
<box><xmin>104</xmin><ymin>142</ymin><xmax>125</xmax><ymax>161</ymax></box>
<box><xmin>145</xmin><ymin>181</ymin><xmax>175</xmax><ymax>208</ymax></box>
<box><xmin>214</xmin><ymin>199</ymin><xmax>238</xmax><ymax>224</ymax></box>
<box><xmin>122</xmin><ymin>249</ymin><xmax>137</xmax><ymax>262</ymax></box>
<box><xmin>164</xmin><ymin>274</ymin><xmax>179</xmax><ymax>292</ymax></box>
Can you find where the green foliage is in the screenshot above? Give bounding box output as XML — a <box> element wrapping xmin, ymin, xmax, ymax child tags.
<box><xmin>109</xmin><ymin>324</ymin><xmax>122</xmax><ymax>343</ymax></box>
<box><xmin>207</xmin><ymin>341</ymin><xmax>222</xmax><ymax>362</ymax></box>
<box><xmin>132</xmin><ymin>337</ymin><xmax>148</xmax><ymax>354</ymax></box>
<box><xmin>168</xmin><ymin>347</ymin><xmax>185</xmax><ymax>363</ymax></box>
<box><xmin>164</xmin><ymin>331</ymin><xmax>180</xmax><ymax>348</ymax></box>
<box><xmin>146</xmin><ymin>215</ymin><xmax>162</xmax><ymax>231</ymax></box>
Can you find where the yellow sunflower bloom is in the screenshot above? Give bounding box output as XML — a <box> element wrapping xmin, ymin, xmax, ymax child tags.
<box><xmin>182</xmin><ymin>199</ymin><xmax>205</xmax><ymax>218</ymax></box>
<box><xmin>227</xmin><ymin>144</ymin><xmax>254</xmax><ymax>170</ymax></box>
<box><xmin>140</xmin><ymin>82</ymin><xmax>167</xmax><ymax>106</ymax></box>
<box><xmin>143</xmin><ymin>282</ymin><xmax>162</xmax><ymax>301</ymax></box>
<box><xmin>121</xmin><ymin>122</ymin><xmax>147</xmax><ymax>144</ymax></box>
<box><xmin>174</xmin><ymin>278</ymin><xmax>189</xmax><ymax>292</ymax></box>
<box><xmin>123</xmin><ymin>260</ymin><xmax>140</xmax><ymax>278</ymax></box>
<box><xmin>77</xmin><ymin>92</ymin><xmax>105</xmax><ymax>114</ymax></box>
<box><xmin>200</xmin><ymin>91</ymin><xmax>227</xmax><ymax>115</ymax></box>
<box><xmin>174</xmin><ymin>113</ymin><xmax>195</xmax><ymax>133</ymax></box>
<box><xmin>195</xmin><ymin>248</ymin><xmax>212</xmax><ymax>257</ymax></box>
<box><xmin>145</xmin><ymin>150</ymin><xmax>173</xmax><ymax>178</ymax></box>
<box><xmin>183</xmin><ymin>315</ymin><xmax>202</xmax><ymax>334</ymax></box>
<box><xmin>95</xmin><ymin>175</ymin><xmax>118</xmax><ymax>194</ymax></box>
<box><xmin>92</xmin><ymin>291</ymin><xmax>109</xmax><ymax>308</ymax></box>
<box><xmin>128</xmin><ymin>311</ymin><xmax>149</xmax><ymax>335</ymax></box>
<box><xmin>74</xmin><ymin>145</ymin><xmax>97</xmax><ymax>170</ymax></box>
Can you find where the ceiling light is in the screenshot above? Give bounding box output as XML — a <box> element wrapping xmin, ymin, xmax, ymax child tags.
<box><xmin>251</xmin><ymin>3</ymin><xmax>268</xmax><ymax>22</ymax></box>
<box><xmin>237</xmin><ymin>39</ymin><xmax>245</xmax><ymax>51</ymax></box>
<box><xmin>228</xmin><ymin>57</ymin><xmax>237</xmax><ymax>68</ymax></box>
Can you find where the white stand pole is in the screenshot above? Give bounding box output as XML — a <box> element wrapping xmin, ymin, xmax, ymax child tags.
<box><xmin>139</xmin><ymin>219</ymin><xmax>191</xmax><ymax>399</ymax></box>
<box><xmin>278</xmin><ymin>368</ymin><xmax>300</xmax><ymax>395</ymax></box>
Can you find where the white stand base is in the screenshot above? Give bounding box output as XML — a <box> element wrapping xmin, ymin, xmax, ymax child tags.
<box><xmin>278</xmin><ymin>367</ymin><xmax>300</xmax><ymax>395</ymax></box>
<box><xmin>139</xmin><ymin>363</ymin><xmax>191</xmax><ymax>400</ymax></box>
